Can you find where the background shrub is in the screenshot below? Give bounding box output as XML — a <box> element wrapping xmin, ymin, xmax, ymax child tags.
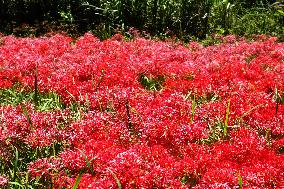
<box><xmin>0</xmin><ymin>0</ymin><xmax>283</xmax><ymax>39</ymax></box>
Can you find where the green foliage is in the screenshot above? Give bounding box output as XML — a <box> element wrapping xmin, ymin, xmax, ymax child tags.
<box><xmin>0</xmin><ymin>85</ymin><xmax>65</xmax><ymax>112</ymax></box>
<box><xmin>274</xmin><ymin>87</ymin><xmax>284</xmax><ymax>116</ymax></box>
<box><xmin>184</xmin><ymin>92</ymin><xmax>227</xmax><ymax>144</ymax></box>
<box><xmin>224</xmin><ymin>99</ymin><xmax>231</xmax><ymax>138</ymax></box>
<box><xmin>202</xmin><ymin>121</ymin><xmax>228</xmax><ymax>144</ymax></box>
<box><xmin>0</xmin><ymin>83</ymin><xmax>95</xmax><ymax>123</ymax></box>
<box><xmin>238</xmin><ymin>172</ymin><xmax>243</xmax><ymax>189</ymax></box>
<box><xmin>0</xmin><ymin>85</ymin><xmax>70</xmax><ymax>188</ymax></box>
<box><xmin>181</xmin><ymin>173</ymin><xmax>200</xmax><ymax>188</ymax></box>
<box><xmin>139</xmin><ymin>74</ymin><xmax>166</xmax><ymax>91</ymax></box>
<box><xmin>209</xmin><ymin>0</ymin><xmax>239</xmax><ymax>35</ymax></box>
<box><xmin>71</xmin><ymin>171</ymin><xmax>84</xmax><ymax>189</ymax></box>
<box><xmin>71</xmin><ymin>150</ymin><xmax>98</xmax><ymax>189</ymax></box>
<box><xmin>209</xmin><ymin>0</ymin><xmax>284</xmax><ymax>37</ymax></box>
<box><xmin>4</xmin><ymin>88</ymin><xmax>63</xmax><ymax>111</ymax></box>
<box><xmin>232</xmin><ymin>7</ymin><xmax>283</xmax><ymax>36</ymax></box>
<box><xmin>21</xmin><ymin>104</ymin><xmax>34</xmax><ymax>130</ymax></box>
<box><xmin>1</xmin><ymin>0</ymin><xmax>283</xmax><ymax>39</ymax></box>
<box><xmin>190</xmin><ymin>94</ymin><xmax>197</xmax><ymax>124</ymax></box>
<box><xmin>0</xmin><ymin>87</ymin><xmax>33</xmax><ymax>107</ymax></box>
<box><xmin>274</xmin><ymin>87</ymin><xmax>284</xmax><ymax>105</ymax></box>
<box><xmin>59</xmin><ymin>5</ymin><xmax>74</xmax><ymax>24</ymax></box>
<box><xmin>184</xmin><ymin>91</ymin><xmax>221</xmax><ymax>106</ymax></box>
<box><xmin>0</xmin><ymin>141</ymin><xmax>63</xmax><ymax>189</ymax></box>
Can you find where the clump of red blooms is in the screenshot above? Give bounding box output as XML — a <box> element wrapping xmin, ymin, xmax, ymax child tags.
<box><xmin>0</xmin><ymin>175</ymin><xmax>8</xmax><ymax>188</ymax></box>
<box><xmin>0</xmin><ymin>33</ymin><xmax>284</xmax><ymax>188</ymax></box>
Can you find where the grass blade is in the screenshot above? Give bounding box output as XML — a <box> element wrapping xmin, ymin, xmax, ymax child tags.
<box><xmin>9</xmin><ymin>182</ymin><xmax>25</xmax><ymax>189</ymax></box>
<box><xmin>190</xmin><ymin>94</ymin><xmax>197</xmax><ymax>124</ymax></box>
<box><xmin>125</xmin><ymin>100</ymin><xmax>135</xmax><ymax>135</ymax></box>
<box><xmin>21</xmin><ymin>103</ymin><xmax>33</xmax><ymax>130</ymax></box>
<box><xmin>265</xmin><ymin>128</ymin><xmax>272</xmax><ymax>146</ymax></box>
<box><xmin>224</xmin><ymin>99</ymin><xmax>231</xmax><ymax>137</ymax></box>
<box><xmin>34</xmin><ymin>62</ymin><xmax>39</xmax><ymax>107</ymax></box>
<box><xmin>238</xmin><ymin>172</ymin><xmax>243</xmax><ymax>189</ymax></box>
<box><xmin>72</xmin><ymin>171</ymin><xmax>84</xmax><ymax>189</ymax></box>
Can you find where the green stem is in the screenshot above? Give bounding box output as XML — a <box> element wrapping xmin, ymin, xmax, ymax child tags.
<box><xmin>190</xmin><ymin>94</ymin><xmax>196</xmax><ymax>124</ymax></box>
<box><xmin>21</xmin><ymin>103</ymin><xmax>33</xmax><ymax>130</ymax></box>
<box><xmin>34</xmin><ymin>62</ymin><xmax>39</xmax><ymax>107</ymax></box>
<box><xmin>224</xmin><ymin>99</ymin><xmax>231</xmax><ymax>137</ymax></box>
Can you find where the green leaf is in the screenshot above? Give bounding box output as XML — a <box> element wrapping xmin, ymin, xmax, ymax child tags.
<box><xmin>277</xmin><ymin>9</ymin><xmax>284</xmax><ymax>16</ymax></box>
<box><xmin>79</xmin><ymin>150</ymin><xmax>91</xmax><ymax>169</ymax></box>
<box><xmin>224</xmin><ymin>99</ymin><xmax>230</xmax><ymax>137</ymax></box>
<box><xmin>190</xmin><ymin>94</ymin><xmax>196</xmax><ymax>124</ymax></box>
<box><xmin>9</xmin><ymin>182</ymin><xmax>25</xmax><ymax>189</ymax></box>
<box><xmin>72</xmin><ymin>171</ymin><xmax>84</xmax><ymax>189</ymax></box>
<box><xmin>21</xmin><ymin>104</ymin><xmax>33</xmax><ymax>130</ymax></box>
<box><xmin>238</xmin><ymin>173</ymin><xmax>243</xmax><ymax>189</ymax></box>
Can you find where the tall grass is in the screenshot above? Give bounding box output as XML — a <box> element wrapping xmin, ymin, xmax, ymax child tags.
<box><xmin>0</xmin><ymin>0</ymin><xmax>283</xmax><ymax>39</ymax></box>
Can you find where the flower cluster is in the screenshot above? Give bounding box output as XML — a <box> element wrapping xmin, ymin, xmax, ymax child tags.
<box><xmin>0</xmin><ymin>33</ymin><xmax>283</xmax><ymax>188</ymax></box>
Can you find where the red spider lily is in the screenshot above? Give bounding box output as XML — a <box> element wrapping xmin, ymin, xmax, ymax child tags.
<box><xmin>0</xmin><ymin>33</ymin><xmax>283</xmax><ymax>188</ymax></box>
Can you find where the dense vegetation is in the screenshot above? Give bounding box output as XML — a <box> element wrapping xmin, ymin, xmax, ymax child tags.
<box><xmin>0</xmin><ymin>33</ymin><xmax>283</xmax><ymax>188</ymax></box>
<box><xmin>0</xmin><ymin>0</ymin><xmax>283</xmax><ymax>39</ymax></box>
<box><xmin>0</xmin><ymin>1</ymin><xmax>284</xmax><ymax>188</ymax></box>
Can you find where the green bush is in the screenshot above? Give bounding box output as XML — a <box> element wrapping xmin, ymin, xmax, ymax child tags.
<box><xmin>0</xmin><ymin>0</ymin><xmax>283</xmax><ymax>39</ymax></box>
<box><xmin>232</xmin><ymin>7</ymin><xmax>283</xmax><ymax>36</ymax></box>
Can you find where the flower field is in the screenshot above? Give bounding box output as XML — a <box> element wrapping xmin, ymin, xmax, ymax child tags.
<box><xmin>0</xmin><ymin>33</ymin><xmax>284</xmax><ymax>188</ymax></box>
